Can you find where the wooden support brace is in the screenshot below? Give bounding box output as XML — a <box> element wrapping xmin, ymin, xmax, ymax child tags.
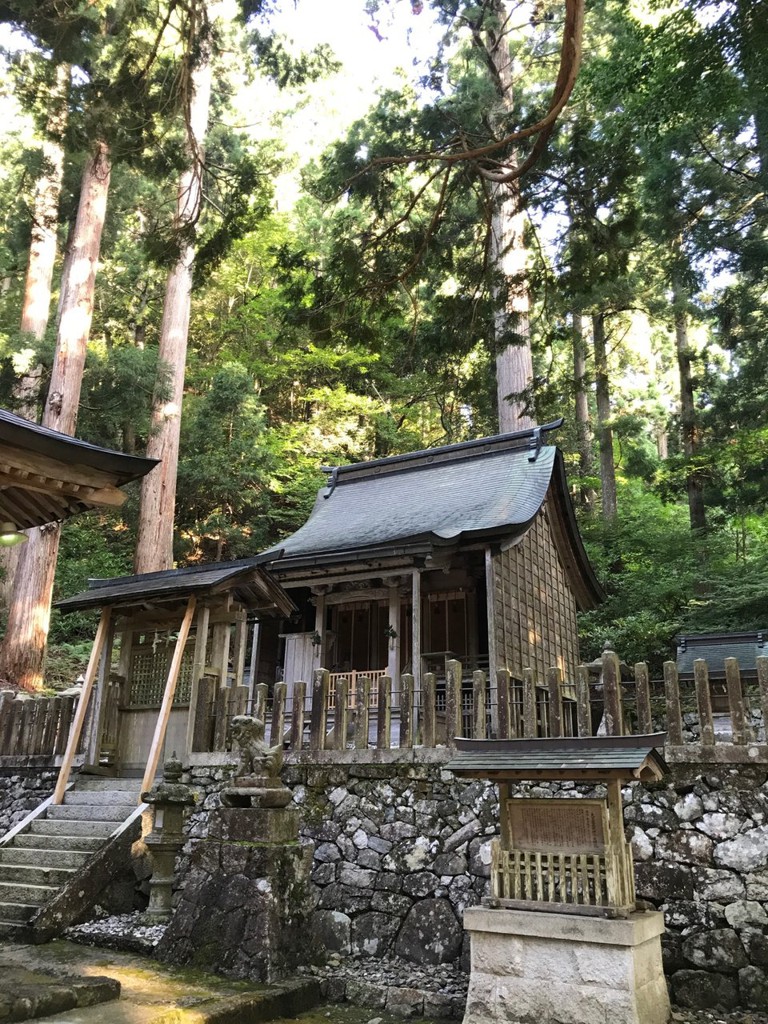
<box><xmin>52</xmin><ymin>609</ymin><xmax>112</xmax><ymax>803</ymax></box>
<box><xmin>140</xmin><ymin>597</ymin><xmax>197</xmax><ymax>799</ymax></box>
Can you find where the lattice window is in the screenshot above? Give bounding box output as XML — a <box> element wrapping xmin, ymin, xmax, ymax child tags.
<box><xmin>127</xmin><ymin>633</ymin><xmax>195</xmax><ymax>707</ymax></box>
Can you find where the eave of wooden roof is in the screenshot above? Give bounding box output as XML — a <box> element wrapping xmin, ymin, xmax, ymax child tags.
<box><xmin>445</xmin><ymin>734</ymin><xmax>668</xmax><ymax>783</ymax></box>
<box><xmin>0</xmin><ymin>408</ymin><xmax>158</xmax><ymax>529</ymax></box>
<box><xmin>56</xmin><ymin>557</ymin><xmax>296</xmax><ymax>618</ymax></box>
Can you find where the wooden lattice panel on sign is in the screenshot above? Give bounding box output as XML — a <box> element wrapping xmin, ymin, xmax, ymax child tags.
<box><xmin>490</xmin><ymin>794</ymin><xmax>635</xmax><ymax>917</ymax></box>
<box><xmin>128</xmin><ymin>634</ymin><xmax>195</xmax><ymax>707</ymax></box>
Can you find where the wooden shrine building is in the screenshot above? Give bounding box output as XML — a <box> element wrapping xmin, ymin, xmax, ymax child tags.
<box><xmin>56</xmin><ymin>562</ymin><xmax>294</xmax><ymax>788</ymax></box>
<box><xmin>258</xmin><ymin>421</ymin><xmax>603</xmax><ymax>720</ymax></box>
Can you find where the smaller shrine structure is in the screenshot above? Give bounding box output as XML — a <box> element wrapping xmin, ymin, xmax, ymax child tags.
<box><xmin>445</xmin><ymin>733</ymin><xmax>671</xmax><ymax>1024</ymax></box>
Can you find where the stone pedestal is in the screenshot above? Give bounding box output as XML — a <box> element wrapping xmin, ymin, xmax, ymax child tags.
<box><xmin>463</xmin><ymin>908</ymin><xmax>670</xmax><ymax>1024</ymax></box>
<box><xmin>156</xmin><ymin>803</ymin><xmax>313</xmax><ymax>983</ymax></box>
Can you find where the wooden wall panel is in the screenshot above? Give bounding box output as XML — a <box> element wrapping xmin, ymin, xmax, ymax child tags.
<box><xmin>492</xmin><ymin>506</ymin><xmax>580</xmax><ymax>682</ymax></box>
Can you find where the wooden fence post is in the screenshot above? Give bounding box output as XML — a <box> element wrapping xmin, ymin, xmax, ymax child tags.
<box><xmin>522</xmin><ymin>668</ymin><xmax>537</xmax><ymax>738</ymax></box>
<box><xmin>290</xmin><ymin>680</ymin><xmax>306</xmax><ymax>751</ymax></box>
<box><xmin>400</xmin><ymin>673</ymin><xmax>414</xmax><ymax>749</ymax></box>
<box><xmin>634</xmin><ymin>662</ymin><xmax>652</xmax><ymax>735</ymax></box>
<box><xmin>725</xmin><ymin>657</ymin><xmax>748</xmax><ymax>745</ymax></box>
<box><xmin>576</xmin><ymin>665</ymin><xmax>591</xmax><ymax>737</ymax></box>
<box><xmin>55</xmin><ymin>696</ymin><xmax>75</xmax><ymax>756</ymax></box>
<box><xmin>446</xmin><ymin>659</ymin><xmax>463</xmax><ymax>744</ymax></box>
<box><xmin>663</xmin><ymin>661</ymin><xmax>684</xmax><ymax>746</ymax></box>
<box><xmin>192</xmin><ymin>675</ymin><xmax>216</xmax><ymax>752</ymax></box>
<box><xmin>757</xmin><ymin>656</ymin><xmax>768</xmax><ymax>743</ymax></box>
<box><xmin>377</xmin><ymin>675</ymin><xmax>391</xmax><ymax>749</ymax></box>
<box><xmin>333</xmin><ymin>677</ymin><xmax>349</xmax><ymax>751</ymax></box>
<box><xmin>602</xmin><ymin>648</ymin><xmax>623</xmax><ymax>736</ymax></box>
<box><xmin>354</xmin><ymin>676</ymin><xmax>371</xmax><ymax>750</ymax></box>
<box><xmin>694</xmin><ymin>658</ymin><xmax>715</xmax><ymax>747</ymax></box>
<box><xmin>546</xmin><ymin>667</ymin><xmax>564</xmax><ymax>739</ymax></box>
<box><xmin>270</xmin><ymin>682</ymin><xmax>287</xmax><ymax>747</ymax></box>
<box><xmin>497</xmin><ymin>669</ymin><xmax>511</xmax><ymax>739</ymax></box>
<box><xmin>421</xmin><ymin>673</ymin><xmax>436</xmax><ymax>748</ymax></box>
<box><xmin>473</xmin><ymin>670</ymin><xmax>487</xmax><ymax>740</ymax></box>
<box><xmin>254</xmin><ymin>683</ymin><xmax>268</xmax><ymax>723</ymax></box>
<box><xmin>309</xmin><ymin>669</ymin><xmax>329</xmax><ymax>750</ymax></box>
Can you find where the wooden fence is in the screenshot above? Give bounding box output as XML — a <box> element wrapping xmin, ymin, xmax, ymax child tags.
<box><xmin>190</xmin><ymin>652</ymin><xmax>768</xmax><ymax>762</ymax></box>
<box><xmin>2</xmin><ymin>652</ymin><xmax>766</xmax><ymax>763</ymax></box>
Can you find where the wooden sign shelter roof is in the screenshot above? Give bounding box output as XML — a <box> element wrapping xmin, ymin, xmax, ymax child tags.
<box><xmin>56</xmin><ymin>558</ymin><xmax>295</xmax><ymax>618</ymax></box>
<box><xmin>445</xmin><ymin>734</ymin><xmax>668</xmax><ymax>783</ymax></box>
<box><xmin>0</xmin><ymin>408</ymin><xmax>158</xmax><ymax>528</ymax></box>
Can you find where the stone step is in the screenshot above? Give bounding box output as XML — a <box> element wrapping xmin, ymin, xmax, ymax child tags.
<box><xmin>0</xmin><ymin>845</ymin><xmax>90</xmax><ymax>870</ymax></box>
<box><xmin>45</xmin><ymin>803</ymin><xmax>135</xmax><ymax>823</ymax></box>
<box><xmin>64</xmin><ymin>789</ymin><xmax>140</xmax><ymax>806</ymax></box>
<box><xmin>0</xmin><ymin>919</ymin><xmax>31</xmax><ymax>939</ymax></box>
<box><xmin>12</xmin><ymin>832</ymin><xmax>104</xmax><ymax>852</ymax></box>
<box><xmin>0</xmin><ymin>880</ymin><xmax>58</xmax><ymax>906</ymax></box>
<box><xmin>29</xmin><ymin>819</ymin><xmax>116</xmax><ymax>839</ymax></box>
<box><xmin>0</xmin><ymin>900</ymin><xmax>38</xmax><ymax>922</ymax></box>
<box><xmin>73</xmin><ymin>775</ymin><xmax>140</xmax><ymax>791</ymax></box>
<box><xmin>0</xmin><ymin>861</ymin><xmax>78</xmax><ymax>887</ymax></box>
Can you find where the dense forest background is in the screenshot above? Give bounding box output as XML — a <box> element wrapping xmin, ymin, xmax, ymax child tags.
<box><xmin>0</xmin><ymin>0</ymin><xmax>766</xmax><ymax>683</ymax></box>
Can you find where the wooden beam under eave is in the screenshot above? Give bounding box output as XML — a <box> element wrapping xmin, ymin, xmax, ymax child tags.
<box><xmin>81</xmin><ymin>484</ymin><xmax>127</xmax><ymax>508</ymax></box>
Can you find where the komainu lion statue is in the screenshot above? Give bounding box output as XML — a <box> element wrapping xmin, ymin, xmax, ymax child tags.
<box><xmin>230</xmin><ymin>714</ymin><xmax>283</xmax><ymax>779</ymax></box>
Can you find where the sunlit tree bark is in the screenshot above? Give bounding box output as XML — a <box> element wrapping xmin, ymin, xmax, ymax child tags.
<box><xmin>0</xmin><ymin>141</ymin><xmax>111</xmax><ymax>691</ymax></box>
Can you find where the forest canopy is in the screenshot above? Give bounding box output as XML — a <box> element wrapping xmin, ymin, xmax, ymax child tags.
<box><xmin>0</xmin><ymin>0</ymin><xmax>766</xmax><ymax>679</ymax></box>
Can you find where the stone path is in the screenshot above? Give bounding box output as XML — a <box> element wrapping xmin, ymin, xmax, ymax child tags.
<box><xmin>0</xmin><ymin>941</ymin><xmax>317</xmax><ymax>1024</ymax></box>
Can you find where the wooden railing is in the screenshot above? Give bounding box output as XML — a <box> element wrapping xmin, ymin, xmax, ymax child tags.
<box><xmin>0</xmin><ymin>680</ymin><xmax>123</xmax><ymax>762</ymax></box>
<box><xmin>327</xmin><ymin>669</ymin><xmax>387</xmax><ymax>711</ymax></box>
<box><xmin>3</xmin><ymin>650</ymin><xmax>767</xmax><ymax>763</ymax></box>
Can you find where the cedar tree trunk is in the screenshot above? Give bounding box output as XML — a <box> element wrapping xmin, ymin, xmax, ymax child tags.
<box><xmin>0</xmin><ymin>141</ymin><xmax>112</xmax><ymax>691</ymax></box>
<box><xmin>486</xmin><ymin>0</ymin><xmax>535</xmax><ymax>434</ymax></box>
<box><xmin>592</xmin><ymin>311</ymin><xmax>617</xmax><ymax>522</ymax></box>
<box><xmin>673</xmin><ymin>279</ymin><xmax>707</xmax><ymax>533</ymax></box>
<box><xmin>134</xmin><ymin>11</ymin><xmax>216</xmax><ymax>574</ymax></box>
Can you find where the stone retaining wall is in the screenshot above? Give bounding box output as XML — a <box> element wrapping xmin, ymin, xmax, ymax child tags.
<box><xmin>2</xmin><ymin>756</ymin><xmax>767</xmax><ymax>1012</ymax></box>
<box><xmin>182</xmin><ymin>757</ymin><xmax>768</xmax><ymax>1012</ymax></box>
<box><xmin>0</xmin><ymin>766</ymin><xmax>56</xmax><ymax>835</ymax></box>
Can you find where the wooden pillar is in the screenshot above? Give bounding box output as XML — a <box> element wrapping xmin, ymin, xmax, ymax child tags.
<box><xmin>411</xmin><ymin>568</ymin><xmax>421</xmax><ymax>733</ymax></box>
<box><xmin>386</xmin><ymin>581</ymin><xmax>401</xmax><ymax>685</ymax></box>
<box><xmin>141</xmin><ymin>597</ymin><xmax>197</xmax><ymax>798</ymax></box>
<box><xmin>314</xmin><ymin>591</ymin><xmax>326</xmax><ymax>669</ymax></box>
<box><xmin>83</xmin><ymin>615</ymin><xmax>116</xmax><ymax>768</ymax></box>
<box><xmin>248</xmin><ymin>620</ymin><xmax>261</xmax><ymax>699</ymax></box>
<box><xmin>485</xmin><ymin>546</ymin><xmax>499</xmax><ymax>736</ymax></box>
<box><xmin>184</xmin><ymin>603</ymin><xmax>210</xmax><ymax>759</ymax></box>
<box><xmin>52</xmin><ymin>608</ymin><xmax>112</xmax><ymax>804</ymax></box>
<box><xmin>210</xmin><ymin>622</ymin><xmax>231</xmax><ymax>687</ymax></box>
<box><xmin>232</xmin><ymin>609</ymin><xmax>248</xmax><ymax>687</ymax></box>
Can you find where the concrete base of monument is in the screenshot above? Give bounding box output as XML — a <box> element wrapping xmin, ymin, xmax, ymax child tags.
<box><xmin>462</xmin><ymin>907</ymin><xmax>670</xmax><ymax>1024</ymax></box>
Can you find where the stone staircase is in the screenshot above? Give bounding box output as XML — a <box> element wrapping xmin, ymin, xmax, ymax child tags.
<box><xmin>0</xmin><ymin>776</ymin><xmax>141</xmax><ymax>939</ymax></box>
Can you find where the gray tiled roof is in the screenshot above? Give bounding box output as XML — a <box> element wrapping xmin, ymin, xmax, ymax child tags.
<box><xmin>269</xmin><ymin>440</ymin><xmax>557</xmax><ymax>561</ymax></box>
<box><xmin>676</xmin><ymin>632</ymin><xmax>767</xmax><ymax>678</ymax></box>
<box><xmin>445</xmin><ymin>734</ymin><xmax>668</xmax><ymax>780</ymax></box>
<box><xmin>56</xmin><ymin>556</ymin><xmax>294</xmax><ymax>617</ymax></box>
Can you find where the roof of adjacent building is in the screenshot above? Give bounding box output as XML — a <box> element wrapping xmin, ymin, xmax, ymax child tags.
<box><xmin>0</xmin><ymin>407</ymin><xmax>158</xmax><ymax>528</ymax></box>
<box><xmin>56</xmin><ymin>557</ymin><xmax>295</xmax><ymax>618</ymax></box>
<box><xmin>444</xmin><ymin>734</ymin><xmax>668</xmax><ymax>782</ymax></box>
<box><xmin>263</xmin><ymin>421</ymin><xmax>603</xmax><ymax>609</ymax></box>
<box><xmin>676</xmin><ymin>631</ymin><xmax>767</xmax><ymax>679</ymax></box>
